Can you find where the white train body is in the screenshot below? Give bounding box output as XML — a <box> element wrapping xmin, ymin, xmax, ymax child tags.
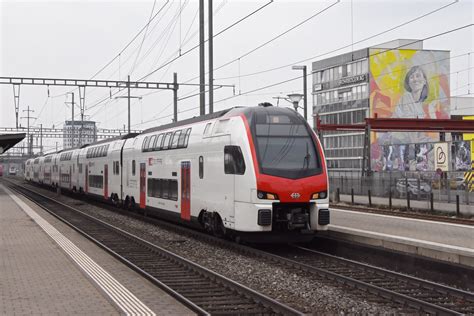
<box><xmin>25</xmin><ymin>105</ymin><xmax>329</xmax><ymax>242</ymax></box>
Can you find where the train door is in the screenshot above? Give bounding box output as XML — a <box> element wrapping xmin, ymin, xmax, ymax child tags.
<box><xmin>139</xmin><ymin>163</ymin><xmax>146</xmax><ymax>209</ymax></box>
<box><xmin>180</xmin><ymin>161</ymin><xmax>191</xmax><ymax>221</ymax></box>
<box><xmin>85</xmin><ymin>165</ymin><xmax>88</xmax><ymax>193</ymax></box>
<box><xmin>104</xmin><ymin>164</ymin><xmax>108</xmax><ymax>199</ymax></box>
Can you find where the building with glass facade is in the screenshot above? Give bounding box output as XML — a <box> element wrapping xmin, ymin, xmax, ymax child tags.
<box><xmin>63</xmin><ymin>120</ymin><xmax>97</xmax><ymax>149</ymax></box>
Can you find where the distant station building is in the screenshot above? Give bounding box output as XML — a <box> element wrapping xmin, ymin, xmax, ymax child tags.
<box><xmin>312</xmin><ymin>39</ymin><xmax>451</xmax><ymax>171</ymax></box>
<box><xmin>63</xmin><ymin>120</ymin><xmax>97</xmax><ymax>149</ymax></box>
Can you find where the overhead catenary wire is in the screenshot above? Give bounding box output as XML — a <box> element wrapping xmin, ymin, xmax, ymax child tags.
<box><xmin>89</xmin><ymin>0</ymin><xmax>170</xmax><ymax>80</ymax></box>
<box><xmin>129</xmin><ymin>0</ymin><xmax>158</xmax><ymax>76</ymax></box>
<box><xmin>138</xmin><ymin>0</ymin><xmax>274</xmax><ymax>81</ymax></box>
<box><xmin>213</xmin><ymin>0</ymin><xmax>460</xmax><ymax>81</ymax></box>
<box><xmin>210</xmin><ymin>0</ymin><xmax>340</xmax><ymax>74</ymax></box>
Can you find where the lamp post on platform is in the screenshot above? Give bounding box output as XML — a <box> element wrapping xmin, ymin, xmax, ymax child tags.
<box><xmin>287</xmin><ymin>93</ymin><xmax>304</xmax><ymax>113</ymax></box>
<box><xmin>292</xmin><ymin>65</ymin><xmax>307</xmax><ymax>120</ymax></box>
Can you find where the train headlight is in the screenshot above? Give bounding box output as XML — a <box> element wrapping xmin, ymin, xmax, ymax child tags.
<box><xmin>257</xmin><ymin>190</ymin><xmax>279</xmax><ymax>200</ymax></box>
<box><xmin>312</xmin><ymin>191</ymin><xmax>327</xmax><ymax>199</ymax></box>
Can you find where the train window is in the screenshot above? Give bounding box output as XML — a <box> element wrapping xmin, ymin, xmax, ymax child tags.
<box><xmin>224</xmin><ymin>146</ymin><xmax>246</xmax><ymax>175</ymax></box>
<box><xmin>147</xmin><ymin>135</ymin><xmax>156</xmax><ymax>151</ymax></box>
<box><xmin>79</xmin><ymin>163</ymin><xmax>82</xmax><ymax>174</ymax></box>
<box><xmin>143</xmin><ymin>137</ymin><xmax>152</xmax><ymax>152</ymax></box>
<box><xmin>169</xmin><ymin>180</ymin><xmax>178</xmax><ymax>200</ymax></box>
<box><xmin>203</xmin><ymin>123</ymin><xmax>212</xmax><ymax>136</ymax></box>
<box><xmin>142</xmin><ymin>137</ymin><xmax>149</xmax><ymax>151</ymax></box>
<box><xmin>177</xmin><ymin>130</ymin><xmax>186</xmax><ymax>147</ymax></box>
<box><xmin>184</xmin><ymin>128</ymin><xmax>192</xmax><ymax>147</ymax></box>
<box><xmin>171</xmin><ymin>131</ymin><xmax>181</xmax><ymax>149</ymax></box>
<box><xmin>132</xmin><ymin>160</ymin><xmax>136</xmax><ymax>176</ymax></box>
<box><xmin>147</xmin><ymin>178</ymin><xmax>177</xmax><ymax>201</ymax></box>
<box><xmin>89</xmin><ymin>175</ymin><xmax>103</xmax><ymax>188</ymax></box>
<box><xmin>104</xmin><ymin>145</ymin><xmax>109</xmax><ymax>157</ymax></box>
<box><xmin>161</xmin><ymin>179</ymin><xmax>169</xmax><ymax>199</ymax></box>
<box><xmin>162</xmin><ymin>132</ymin><xmax>172</xmax><ymax>150</ymax></box>
<box><xmin>154</xmin><ymin>134</ymin><xmax>164</xmax><ymax>150</ymax></box>
<box><xmin>199</xmin><ymin>156</ymin><xmax>204</xmax><ymax>179</ymax></box>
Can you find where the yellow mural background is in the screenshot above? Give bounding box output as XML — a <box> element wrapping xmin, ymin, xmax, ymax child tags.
<box><xmin>369</xmin><ymin>49</ymin><xmax>450</xmax><ymax>171</ymax></box>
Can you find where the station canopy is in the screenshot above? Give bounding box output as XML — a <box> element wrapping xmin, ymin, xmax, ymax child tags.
<box><xmin>0</xmin><ymin>133</ymin><xmax>25</xmax><ymax>154</ymax></box>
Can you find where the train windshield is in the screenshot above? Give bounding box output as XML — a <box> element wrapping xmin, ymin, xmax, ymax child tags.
<box><xmin>250</xmin><ymin>110</ymin><xmax>321</xmax><ymax>179</ymax></box>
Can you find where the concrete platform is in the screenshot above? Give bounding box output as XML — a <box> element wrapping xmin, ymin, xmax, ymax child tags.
<box><xmin>328</xmin><ymin>208</ymin><xmax>474</xmax><ymax>268</ymax></box>
<box><xmin>0</xmin><ymin>184</ymin><xmax>194</xmax><ymax>315</ymax></box>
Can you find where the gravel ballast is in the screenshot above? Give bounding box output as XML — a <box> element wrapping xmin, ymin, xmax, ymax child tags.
<box><xmin>17</xmin><ymin>181</ymin><xmax>407</xmax><ymax>314</ymax></box>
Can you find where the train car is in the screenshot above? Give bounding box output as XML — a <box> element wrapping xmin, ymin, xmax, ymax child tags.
<box><xmin>32</xmin><ymin>157</ymin><xmax>41</xmax><ymax>182</ymax></box>
<box><xmin>58</xmin><ymin>149</ymin><xmax>76</xmax><ymax>191</ymax></box>
<box><xmin>42</xmin><ymin>154</ymin><xmax>54</xmax><ymax>186</ymax></box>
<box><xmin>81</xmin><ymin>141</ymin><xmax>111</xmax><ymax>199</ymax></box>
<box><xmin>24</xmin><ymin>159</ymin><xmax>32</xmax><ymax>181</ymax></box>
<box><xmin>128</xmin><ymin>104</ymin><xmax>329</xmax><ymax>242</ymax></box>
<box><xmin>29</xmin><ymin>104</ymin><xmax>329</xmax><ymax>243</ymax></box>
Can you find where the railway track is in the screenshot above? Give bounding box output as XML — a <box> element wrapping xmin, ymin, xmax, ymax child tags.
<box><xmin>261</xmin><ymin>245</ymin><xmax>474</xmax><ymax>315</ymax></box>
<box><xmin>8</xmin><ymin>179</ymin><xmax>474</xmax><ymax>314</ymax></box>
<box><xmin>6</xmin><ymin>181</ymin><xmax>301</xmax><ymax>315</ymax></box>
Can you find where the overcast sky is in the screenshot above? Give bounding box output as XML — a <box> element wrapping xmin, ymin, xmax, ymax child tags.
<box><xmin>1</xmin><ymin>0</ymin><xmax>473</xmax><ymax>151</ymax></box>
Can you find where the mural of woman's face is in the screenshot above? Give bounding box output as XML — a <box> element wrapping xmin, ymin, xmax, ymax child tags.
<box><xmin>408</xmin><ymin>68</ymin><xmax>426</xmax><ymax>92</ymax></box>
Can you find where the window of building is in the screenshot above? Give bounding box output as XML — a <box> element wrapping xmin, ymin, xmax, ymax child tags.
<box><xmin>314</xmin><ymin>71</ymin><xmax>321</xmax><ymax>84</ymax></box>
<box><xmin>347</xmin><ymin>63</ymin><xmax>352</xmax><ymax>76</ymax></box>
<box><xmin>362</xmin><ymin>59</ymin><xmax>368</xmax><ymax>73</ymax></box>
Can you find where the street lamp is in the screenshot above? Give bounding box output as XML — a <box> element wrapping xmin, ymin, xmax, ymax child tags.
<box><xmin>292</xmin><ymin>65</ymin><xmax>307</xmax><ymax>120</ymax></box>
<box><xmin>287</xmin><ymin>93</ymin><xmax>304</xmax><ymax>112</ymax></box>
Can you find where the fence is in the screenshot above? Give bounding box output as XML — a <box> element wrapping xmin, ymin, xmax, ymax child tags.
<box><xmin>329</xmin><ymin>170</ymin><xmax>473</xmax><ymax>211</ymax></box>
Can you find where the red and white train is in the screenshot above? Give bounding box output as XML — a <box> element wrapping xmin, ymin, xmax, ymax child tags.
<box><xmin>25</xmin><ymin>104</ymin><xmax>329</xmax><ymax>242</ymax></box>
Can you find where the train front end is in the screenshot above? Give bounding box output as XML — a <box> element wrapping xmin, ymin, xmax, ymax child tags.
<box><xmin>239</xmin><ymin>105</ymin><xmax>329</xmax><ymax>242</ymax></box>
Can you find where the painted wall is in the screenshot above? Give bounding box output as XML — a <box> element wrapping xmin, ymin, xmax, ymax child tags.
<box><xmin>369</xmin><ymin>49</ymin><xmax>450</xmax><ymax>171</ymax></box>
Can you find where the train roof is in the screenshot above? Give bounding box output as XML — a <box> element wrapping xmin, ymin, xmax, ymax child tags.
<box><xmin>142</xmin><ymin>108</ymin><xmax>233</xmax><ymax>135</ymax></box>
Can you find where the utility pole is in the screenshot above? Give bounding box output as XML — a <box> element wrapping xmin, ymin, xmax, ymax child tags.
<box><xmin>40</xmin><ymin>123</ymin><xmax>43</xmax><ymax>155</ymax></box>
<box><xmin>208</xmin><ymin>0</ymin><xmax>214</xmax><ymax>114</ymax></box>
<box><xmin>173</xmin><ymin>73</ymin><xmax>178</xmax><ymax>122</ymax></box>
<box><xmin>199</xmin><ymin>0</ymin><xmax>205</xmax><ymax>116</ymax></box>
<box><xmin>13</xmin><ymin>85</ymin><xmax>20</xmax><ymax>128</ymax></box>
<box><xmin>21</xmin><ymin>106</ymin><xmax>35</xmax><ymax>156</ymax></box>
<box><xmin>66</xmin><ymin>92</ymin><xmax>76</xmax><ymax>148</ymax></box>
<box><xmin>78</xmin><ymin>86</ymin><xmax>86</xmax><ymax>146</ymax></box>
<box><xmin>128</xmin><ymin>75</ymin><xmax>131</xmax><ymax>134</ymax></box>
<box><xmin>115</xmin><ymin>75</ymin><xmax>142</xmax><ymax>134</ymax></box>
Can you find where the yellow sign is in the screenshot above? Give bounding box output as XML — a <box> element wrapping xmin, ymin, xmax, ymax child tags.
<box><xmin>462</xmin><ymin>116</ymin><xmax>474</xmax><ymax>142</ymax></box>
